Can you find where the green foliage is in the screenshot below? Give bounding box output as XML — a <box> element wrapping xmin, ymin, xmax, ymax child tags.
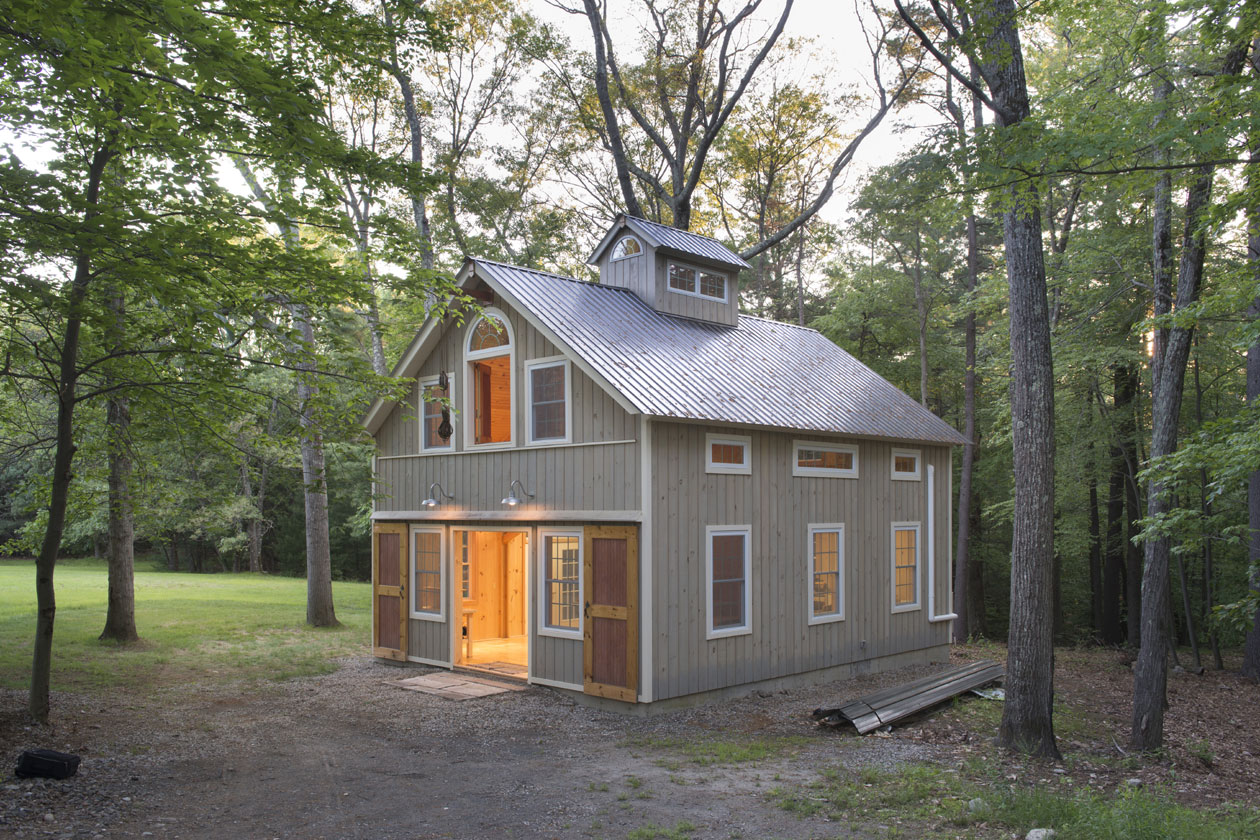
<box><xmin>0</xmin><ymin>557</ymin><xmax>370</xmax><ymax>691</ymax></box>
<box><xmin>773</xmin><ymin>763</ymin><xmax>1260</xmax><ymax>839</ymax></box>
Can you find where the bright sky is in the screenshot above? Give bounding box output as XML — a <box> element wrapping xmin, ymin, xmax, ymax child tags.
<box><xmin>532</xmin><ymin>0</ymin><xmax>928</xmax><ymax>225</ymax></box>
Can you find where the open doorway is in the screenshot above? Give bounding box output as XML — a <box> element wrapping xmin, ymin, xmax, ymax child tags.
<box><xmin>453</xmin><ymin>529</ymin><xmax>528</xmax><ymax>679</ymax></box>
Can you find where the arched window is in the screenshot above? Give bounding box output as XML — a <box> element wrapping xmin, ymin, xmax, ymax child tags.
<box><xmin>468</xmin><ymin>315</ymin><xmax>509</xmax><ymax>353</ymax></box>
<box><xmin>611</xmin><ymin>236</ymin><xmax>641</xmax><ymax>259</ymax></box>
<box><xmin>465</xmin><ymin>310</ymin><xmax>514</xmax><ymax>446</ymax></box>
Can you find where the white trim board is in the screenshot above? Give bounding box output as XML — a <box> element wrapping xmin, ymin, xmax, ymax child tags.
<box><xmin>372</xmin><ymin>510</ymin><xmax>642</xmax><ymax>523</ymax></box>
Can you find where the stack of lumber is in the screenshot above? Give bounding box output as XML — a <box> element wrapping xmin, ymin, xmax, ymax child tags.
<box><xmin>812</xmin><ymin>659</ymin><xmax>1004</xmax><ymax>734</ymax></box>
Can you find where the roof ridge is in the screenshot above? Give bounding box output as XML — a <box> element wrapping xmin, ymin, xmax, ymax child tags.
<box><xmin>470</xmin><ymin>257</ymin><xmax>634</xmax><ymax>294</ymax></box>
<box><xmin>738</xmin><ymin>312</ymin><xmax>822</xmax><ymax>334</ymax></box>
<box><xmin>628</xmin><ymin>215</ymin><xmax>735</xmax><ymax>247</ymax></box>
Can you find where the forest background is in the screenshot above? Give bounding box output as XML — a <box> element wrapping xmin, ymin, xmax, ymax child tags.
<box><xmin>1</xmin><ymin>0</ymin><xmax>1257</xmax><ymax>746</ymax></box>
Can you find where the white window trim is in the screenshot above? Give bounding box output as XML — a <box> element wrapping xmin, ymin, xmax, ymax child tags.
<box><xmin>891</xmin><ymin>521</ymin><xmax>921</xmax><ymax>614</ymax></box>
<box><xmin>524</xmin><ymin>356</ymin><xmax>573</xmax><ymax>446</ymax></box>
<box><xmin>706</xmin><ymin>525</ymin><xmax>752</xmax><ymax>640</ymax></box>
<box><xmin>537</xmin><ymin>527</ymin><xmax>583</xmax><ymax>640</ymax></box>
<box><xmin>464</xmin><ymin>307</ymin><xmax>516</xmax><ymax>450</ymax></box>
<box><xmin>666</xmin><ymin>260</ymin><xmax>728</xmax><ymax>304</ymax></box>
<box><xmin>418</xmin><ymin>373</ymin><xmax>455</xmax><ymax>454</ymax></box>
<box><xmin>611</xmin><ymin>236</ymin><xmax>642</xmax><ymax>260</ymax></box>
<box><xmin>807</xmin><ymin>523</ymin><xmax>845</xmax><ymax>625</ymax></box>
<box><xmin>891</xmin><ymin>447</ymin><xmax>922</xmax><ymax>481</ymax></box>
<box><xmin>705</xmin><ymin>432</ymin><xmax>752</xmax><ymax>475</ymax></box>
<box><xmin>409</xmin><ymin>525</ymin><xmax>446</xmax><ymax>621</ymax></box>
<box><xmin>792</xmin><ymin>440</ymin><xmax>859</xmax><ymax>479</ymax></box>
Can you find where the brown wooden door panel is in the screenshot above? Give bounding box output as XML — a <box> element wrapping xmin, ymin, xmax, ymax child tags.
<box><xmin>373</xmin><ymin>523</ymin><xmax>407</xmax><ymax>661</ymax></box>
<box><xmin>583</xmin><ymin>526</ymin><xmax>638</xmax><ymax>702</ymax></box>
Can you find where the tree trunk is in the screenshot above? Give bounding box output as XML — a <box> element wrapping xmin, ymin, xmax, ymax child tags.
<box><xmin>953</xmin><ymin>210</ymin><xmax>979</xmax><ymax>642</ymax></box>
<box><xmin>1242</xmin><ymin>45</ymin><xmax>1260</xmax><ymax>679</ymax></box>
<box><xmin>1088</xmin><ymin>390</ymin><xmax>1104</xmax><ymax>642</ymax></box>
<box><xmin>915</xmin><ymin>224</ymin><xmax>929</xmax><ymax>408</ymax></box>
<box><xmin>1102</xmin><ymin>380</ymin><xmax>1126</xmax><ymax>645</ymax></box>
<box><xmin>1243</xmin><ymin>289</ymin><xmax>1260</xmax><ymax>681</ymax></box>
<box><xmin>100</xmin><ymin>288</ymin><xmax>138</xmax><ymax>644</ymax></box>
<box><xmin>1132</xmin><ymin>164</ymin><xmax>1215</xmax><ymax>751</ymax></box>
<box><xmin>292</xmin><ymin>302</ymin><xmax>338</xmax><ymax>627</ymax></box>
<box><xmin>30</xmin><ymin>141</ymin><xmax>112</xmax><ymax>722</ymax></box>
<box><xmin>971</xmin><ymin>0</ymin><xmax>1059</xmax><ymax>760</ymax></box>
<box><xmin>100</xmin><ymin>390</ymin><xmax>138</xmax><ymax>643</ymax></box>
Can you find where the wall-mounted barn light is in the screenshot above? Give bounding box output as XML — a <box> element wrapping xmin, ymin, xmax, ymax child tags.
<box><xmin>421</xmin><ymin>482</ymin><xmax>454</xmax><ymax>508</ymax></box>
<box><xmin>500</xmin><ymin>479</ymin><xmax>534</xmax><ymax>507</ymax></box>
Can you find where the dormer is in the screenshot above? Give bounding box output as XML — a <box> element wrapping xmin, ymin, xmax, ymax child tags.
<box><xmin>588</xmin><ymin>214</ymin><xmax>751</xmax><ymax>327</ymax></box>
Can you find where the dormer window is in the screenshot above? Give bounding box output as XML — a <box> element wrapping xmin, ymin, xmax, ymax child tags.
<box><xmin>465</xmin><ymin>311</ymin><xmax>514</xmax><ymax>447</ymax></box>
<box><xmin>611</xmin><ymin>236</ymin><xmax>641</xmax><ymax>259</ymax></box>
<box><xmin>668</xmin><ymin>261</ymin><xmax>727</xmax><ymax>302</ymax></box>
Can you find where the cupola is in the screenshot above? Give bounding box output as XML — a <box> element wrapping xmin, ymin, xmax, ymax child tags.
<box><xmin>587</xmin><ymin>214</ymin><xmax>750</xmax><ymax>327</ymax></box>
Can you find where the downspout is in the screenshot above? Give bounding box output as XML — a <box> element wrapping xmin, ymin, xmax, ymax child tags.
<box><xmin>927</xmin><ymin>463</ymin><xmax>959</xmax><ymax>623</ymax></box>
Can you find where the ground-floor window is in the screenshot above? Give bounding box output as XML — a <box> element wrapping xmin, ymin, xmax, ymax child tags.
<box><xmin>539</xmin><ymin>530</ymin><xmax>582</xmax><ymax>637</ymax></box>
<box><xmin>891</xmin><ymin>522</ymin><xmax>920</xmax><ymax>612</ymax></box>
<box><xmin>809</xmin><ymin>524</ymin><xmax>844</xmax><ymax>623</ymax></box>
<box><xmin>707</xmin><ymin>526</ymin><xmax>751</xmax><ymax>639</ymax></box>
<box><xmin>411</xmin><ymin>527</ymin><xmax>444</xmax><ymax>620</ymax></box>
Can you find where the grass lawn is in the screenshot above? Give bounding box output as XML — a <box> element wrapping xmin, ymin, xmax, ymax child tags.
<box><xmin>0</xmin><ymin>557</ymin><xmax>371</xmax><ymax>693</ymax></box>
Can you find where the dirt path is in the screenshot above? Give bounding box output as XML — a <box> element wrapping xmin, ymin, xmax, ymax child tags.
<box><xmin>4</xmin><ymin>658</ymin><xmax>946</xmax><ymax>840</ymax></box>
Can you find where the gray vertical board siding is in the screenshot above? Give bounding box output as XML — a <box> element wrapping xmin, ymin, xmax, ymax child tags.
<box><xmin>409</xmin><ymin>617</ymin><xmax>449</xmax><ymax>664</ymax></box>
<box><xmin>651</xmin><ymin>254</ymin><xmax>739</xmax><ymax>326</ymax></box>
<box><xmin>598</xmin><ymin>247</ymin><xmax>653</xmax><ymax>309</ymax></box>
<box><xmin>650</xmin><ymin>422</ymin><xmax>952</xmax><ymax>701</ymax></box>
<box><xmin>372</xmin><ymin>289</ymin><xmax>640</xmax><ymax>513</ymax></box>
<box><xmin>374</xmin><ymin>442</ymin><xmax>639</xmax><ymax>513</ymax></box>
<box><xmin>533</xmin><ymin>635</ymin><xmax>582</xmax><ymax>686</ymax></box>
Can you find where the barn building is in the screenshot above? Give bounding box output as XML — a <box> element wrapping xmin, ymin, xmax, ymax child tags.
<box><xmin>362</xmin><ymin>214</ymin><xmax>967</xmax><ymax>707</ymax></box>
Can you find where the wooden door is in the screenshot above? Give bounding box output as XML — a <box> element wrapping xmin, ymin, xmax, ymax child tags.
<box><xmin>583</xmin><ymin>525</ymin><xmax>638</xmax><ymax>702</ymax></box>
<box><xmin>373</xmin><ymin>523</ymin><xmax>407</xmax><ymax>661</ymax></box>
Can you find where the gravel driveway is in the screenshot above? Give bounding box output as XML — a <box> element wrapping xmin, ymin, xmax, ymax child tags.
<box><xmin>2</xmin><ymin>658</ymin><xmax>950</xmax><ymax>839</ymax></box>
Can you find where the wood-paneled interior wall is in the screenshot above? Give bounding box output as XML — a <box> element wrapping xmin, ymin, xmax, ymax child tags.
<box><xmin>468</xmin><ymin>531</ymin><xmax>526</xmax><ymax>641</ymax></box>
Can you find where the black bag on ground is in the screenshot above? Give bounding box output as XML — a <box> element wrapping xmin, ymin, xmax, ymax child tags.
<box><xmin>14</xmin><ymin>749</ymin><xmax>81</xmax><ymax>780</ymax></box>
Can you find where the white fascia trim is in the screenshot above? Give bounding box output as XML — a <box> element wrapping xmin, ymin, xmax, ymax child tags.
<box><xmin>524</xmin><ymin>356</ymin><xmax>573</xmax><ymax>446</ymax></box>
<box><xmin>806</xmin><ymin>522</ymin><xmax>845</xmax><ymax>625</ymax></box>
<box><xmin>927</xmin><ymin>463</ymin><xmax>958</xmax><ymax>623</ymax></box>
<box><xmin>891</xmin><ymin>447</ymin><xmax>922</xmax><ymax>481</ymax></box>
<box><xmin>705</xmin><ymin>524</ymin><xmax>752</xmax><ymax>640</ymax></box>
<box><xmin>891</xmin><ymin>521</ymin><xmax>922</xmax><ymax>614</ymax></box>
<box><xmin>407</xmin><ymin>655</ymin><xmax>453</xmax><ymax>668</ymax></box>
<box><xmin>408</xmin><ymin>525</ymin><xmax>446</xmax><ymax>622</ymax></box>
<box><xmin>705</xmin><ymin>432</ymin><xmax>752</xmax><ymax>475</ymax></box>
<box><xmin>537</xmin><ymin>527</ymin><xmax>584</xmax><ymax>640</ymax></box>
<box><xmin>639</xmin><ymin>417</ymin><xmax>654</xmax><ymax>703</ymax></box>
<box><xmin>792</xmin><ymin>440</ymin><xmax>859</xmax><ymax>479</ymax></box>
<box><xmin>372</xmin><ymin>510</ymin><xmax>642</xmax><ymax>522</ymax></box>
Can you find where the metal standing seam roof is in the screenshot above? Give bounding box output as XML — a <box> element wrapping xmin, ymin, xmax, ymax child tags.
<box><xmin>473</xmin><ymin>259</ymin><xmax>968</xmax><ymax>446</ymax></box>
<box><xmin>620</xmin><ymin>216</ymin><xmax>753</xmax><ymax>270</ymax></box>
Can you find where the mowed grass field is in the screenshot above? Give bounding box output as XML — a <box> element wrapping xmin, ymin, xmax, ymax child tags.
<box><xmin>0</xmin><ymin>557</ymin><xmax>371</xmax><ymax>693</ymax></box>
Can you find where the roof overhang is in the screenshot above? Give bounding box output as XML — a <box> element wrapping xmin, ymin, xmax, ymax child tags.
<box><xmin>361</xmin><ymin>259</ymin><xmax>642</xmax><ymax>437</ymax></box>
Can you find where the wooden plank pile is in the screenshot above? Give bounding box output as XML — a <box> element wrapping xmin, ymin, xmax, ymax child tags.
<box><xmin>812</xmin><ymin>660</ymin><xmax>1004</xmax><ymax>734</ymax></box>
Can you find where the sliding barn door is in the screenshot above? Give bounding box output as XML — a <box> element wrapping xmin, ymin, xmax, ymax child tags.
<box><xmin>583</xmin><ymin>526</ymin><xmax>638</xmax><ymax>702</ymax></box>
<box><xmin>373</xmin><ymin>523</ymin><xmax>407</xmax><ymax>661</ymax></box>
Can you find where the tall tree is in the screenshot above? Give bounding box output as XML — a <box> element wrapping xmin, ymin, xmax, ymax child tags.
<box><xmin>568</xmin><ymin>0</ymin><xmax>914</xmax><ymax>255</ymax></box>
<box><xmin>897</xmin><ymin>0</ymin><xmax>1060</xmax><ymax>758</ymax></box>
<box><xmin>1131</xmin><ymin>26</ymin><xmax>1250</xmax><ymax>752</ymax></box>
<box><xmin>0</xmin><ymin>0</ymin><xmax>433</xmax><ymax>721</ymax></box>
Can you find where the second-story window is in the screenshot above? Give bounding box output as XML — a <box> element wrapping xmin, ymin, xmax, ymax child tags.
<box><xmin>668</xmin><ymin>262</ymin><xmax>727</xmax><ymax>302</ymax></box>
<box><xmin>466</xmin><ymin>311</ymin><xmax>514</xmax><ymax>446</ymax></box>
<box><xmin>419</xmin><ymin>374</ymin><xmax>453</xmax><ymax>452</ymax></box>
<box><xmin>526</xmin><ymin>357</ymin><xmax>570</xmax><ymax>444</ymax></box>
